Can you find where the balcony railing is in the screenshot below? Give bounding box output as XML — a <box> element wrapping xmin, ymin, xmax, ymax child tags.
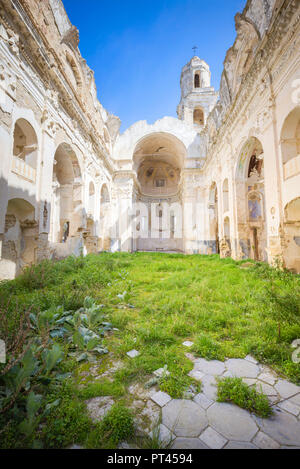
<box><xmin>11</xmin><ymin>156</ymin><xmax>36</xmax><ymax>183</ymax></box>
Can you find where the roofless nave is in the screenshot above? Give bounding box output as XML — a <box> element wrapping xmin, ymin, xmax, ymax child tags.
<box><xmin>0</xmin><ymin>0</ymin><xmax>299</xmax><ymax>279</ymax></box>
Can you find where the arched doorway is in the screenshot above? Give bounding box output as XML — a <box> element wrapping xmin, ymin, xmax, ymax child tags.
<box><xmin>280</xmin><ymin>106</ymin><xmax>300</xmax><ymax>180</ymax></box>
<box><xmin>1</xmin><ymin>198</ymin><xmax>37</xmax><ymax>278</ymax></box>
<box><xmin>236</xmin><ymin>137</ymin><xmax>267</xmax><ymax>261</ymax></box>
<box><xmin>50</xmin><ymin>143</ymin><xmax>83</xmax><ymax>244</ymax></box>
<box><xmin>99</xmin><ymin>184</ymin><xmax>111</xmax><ymax>251</ymax></box>
<box><xmin>208</xmin><ymin>182</ymin><xmax>219</xmax><ymax>254</ymax></box>
<box><xmin>282</xmin><ymin>198</ymin><xmax>300</xmax><ymax>273</ymax></box>
<box><xmin>133</xmin><ymin>132</ymin><xmax>186</xmax><ymax>252</ymax></box>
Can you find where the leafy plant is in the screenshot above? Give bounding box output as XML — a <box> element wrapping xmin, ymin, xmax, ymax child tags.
<box><xmin>217</xmin><ymin>377</ymin><xmax>272</xmax><ymax>418</ymax></box>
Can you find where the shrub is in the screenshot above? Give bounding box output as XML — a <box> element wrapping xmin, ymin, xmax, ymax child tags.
<box><xmin>217</xmin><ymin>377</ymin><xmax>272</xmax><ymax>418</ymax></box>
<box><xmin>99</xmin><ymin>403</ymin><xmax>134</xmax><ymax>445</ymax></box>
<box><xmin>192</xmin><ymin>334</ymin><xmax>225</xmax><ymax>360</ymax></box>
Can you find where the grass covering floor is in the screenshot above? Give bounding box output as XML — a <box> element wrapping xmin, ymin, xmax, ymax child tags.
<box><xmin>0</xmin><ymin>252</ymin><xmax>299</xmax><ymax>448</ymax></box>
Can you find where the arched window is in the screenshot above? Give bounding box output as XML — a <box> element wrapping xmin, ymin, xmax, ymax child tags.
<box><xmin>193</xmin><ymin>108</ymin><xmax>204</xmax><ymax>126</ymax></box>
<box><xmin>194</xmin><ymin>73</ymin><xmax>200</xmax><ymax>88</ymax></box>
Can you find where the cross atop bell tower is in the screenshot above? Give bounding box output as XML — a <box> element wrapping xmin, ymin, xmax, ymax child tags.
<box><xmin>177</xmin><ymin>56</ymin><xmax>219</xmax><ymax>128</ymax></box>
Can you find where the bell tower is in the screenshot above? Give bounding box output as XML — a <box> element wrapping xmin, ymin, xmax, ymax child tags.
<box><xmin>177</xmin><ymin>56</ymin><xmax>219</xmax><ymax>127</ymax></box>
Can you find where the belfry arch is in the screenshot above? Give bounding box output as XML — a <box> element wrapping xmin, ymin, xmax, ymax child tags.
<box><xmin>133</xmin><ymin>132</ymin><xmax>186</xmax><ymax>252</ymax></box>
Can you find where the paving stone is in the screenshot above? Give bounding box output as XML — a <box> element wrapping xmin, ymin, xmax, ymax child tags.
<box><xmin>258</xmin><ymin>371</ymin><xmax>277</xmax><ymax>386</ymax></box>
<box><xmin>162</xmin><ymin>399</ymin><xmax>208</xmax><ymax>437</ymax></box>
<box><xmin>85</xmin><ymin>396</ymin><xmax>114</xmax><ymax>423</ymax></box>
<box><xmin>255</xmin><ymin>407</ymin><xmax>300</xmax><ymax>446</ymax></box>
<box><xmin>245</xmin><ymin>355</ymin><xmax>259</xmax><ymax>365</ymax></box>
<box><xmin>201</xmin><ymin>374</ymin><xmax>217</xmax><ymax>400</ymax></box>
<box><xmin>275</xmin><ymin>379</ymin><xmax>300</xmax><ymax>399</ymax></box>
<box><xmin>252</xmin><ymin>431</ymin><xmax>280</xmax><ymax>449</ymax></box>
<box><xmin>182</xmin><ymin>341</ymin><xmax>194</xmax><ymax>347</ymax></box>
<box><xmin>207</xmin><ymin>402</ymin><xmax>258</xmax><ymax>441</ymax></box>
<box><xmin>194</xmin><ymin>358</ymin><xmax>225</xmax><ymax>375</ymax></box>
<box><xmin>199</xmin><ymin>426</ymin><xmax>227</xmax><ymax>449</ymax></box>
<box><xmin>277</xmin><ymin>400</ymin><xmax>300</xmax><ymax>417</ymax></box>
<box><xmin>225</xmin><ymin>358</ymin><xmax>260</xmax><ymax>378</ymax></box>
<box><xmin>127</xmin><ymin>349</ymin><xmax>140</xmax><ymax>358</ymax></box>
<box><xmin>118</xmin><ymin>442</ymin><xmax>140</xmax><ymax>449</ymax></box>
<box><xmin>289</xmin><ymin>393</ymin><xmax>300</xmax><ymax>407</ymax></box>
<box><xmin>185</xmin><ymin>352</ymin><xmax>196</xmax><ymax>362</ymax></box>
<box><xmin>255</xmin><ymin>381</ymin><xmax>277</xmax><ymax>397</ymax></box>
<box><xmin>153</xmin><ymin>367</ymin><xmax>170</xmax><ymax>378</ymax></box>
<box><xmin>128</xmin><ymin>383</ymin><xmax>156</xmax><ymax>400</ymax></box>
<box><xmin>151</xmin><ymin>391</ymin><xmax>172</xmax><ymax>407</ymax></box>
<box><xmin>171</xmin><ymin>438</ymin><xmax>208</xmax><ymax>449</ymax></box>
<box><xmin>188</xmin><ymin>370</ymin><xmax>204</xmax><ymax>381</ymax></box>
<box><xmin>150</xmin><ymin>424</ymin><xmax>174</xmax><ymax>445</ymax></box>
<box><xmin>242</xmin><ymin>378</ymin><xmax>257</xmax><ymax>387</ymax></box>
<box><xmin>225</xmin><ymin>441</ymin><xmax>258</xmax><ymax>449</ymax></box>
<box><xmin>194</xmin><ymin>393</ymin><xmax>214</xmax><ymax>410</ymax></box>
<box><xmin>134</xmin><ymin>400</ymin><xmax>160</xmax><ymax>436</ymax></box>
<box><xmin>222</xmin><ymin>371</ymin><xmax>234</xmax><ymax>378</ymax></box>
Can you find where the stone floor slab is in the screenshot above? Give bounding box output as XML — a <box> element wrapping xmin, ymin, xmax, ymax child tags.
<box><xmin>275</xmin><ymin>379</ymin><xmax>300</xmax><ymax>399</ymax></box>
<box><xmin>85</xmin><ymin>396</ymin><xmax>114</xmax><ymax>423</ymax></box>
<box><xmin>277</xmin><ymin>400</ymin><xmax>300</xmax><ymax>417</ymax></box>
<box><xmin>255</xmin><ymin>408</ymin><xmax>300</xmax><ymax>446</ymax></box>
<box><xmin>162</xmin><ymin>399</ymin><xmax>208</xmax><ymax>437</ymax></box>
<box><xmin>127</xmin><ymin>350</ymin><xmax>140</xmax><ymax>358</ymax></box>
<box><xmin>199</xmin><ymin>426</ymin><xmax>227</xmax><ymax>449</ymax></box>
<box><xmin>207</xmin><ymin>402</ymin><xmax>258</xmax><ymax>441</ymax></box>
<box><xmin>201</xmin><ymin>374</ymin><xmax>217</xmax><ymax>400</ymax></box>
<box><xmin>182</xmin><ymin>341</ymin><xmax>194</xmax><ymax>347</ymax></box>
<box><xmin>188</xmin><ymin>370</ymin><xmax>204</xmax><ymax>381</ymax></box>
<box><xmin>252</xmin><ymin>431</ymin><xmax>280</xmax><ymax>449</ymax></box>
<box><xmin>171</xmin><ymin>438</ymin><xmax>208</xmax><ymax>449</ymax></box>
<box><xmin>225</xmin><ymin>358</ymin><xmax>260</xmax><ymax>378</ymax></box>
<box><xmin>151</xmin><ymin>391</ymin><xmax>172</xmax><ymax>407</ymax></box>
<box><xmin>194</xmin><ymin>358</ymin><xmax>225</xmax><ymax>375</ymax></box>
<box><xmin>225</xmin><ymin>441</ymin><xmax>258</xmax><ymax>449</ymax></box>
<box><xmin>194</xmin><ymin>393</ymin><xmax>214</xmax><ymax>410</ymax></box>
<box><xmin>153</xmin><ymin>367</ymin><xmax>170</xmax><ymax>378</ymax></box>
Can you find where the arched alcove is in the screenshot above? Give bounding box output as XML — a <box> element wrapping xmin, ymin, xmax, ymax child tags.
<box><xmin>133</xmin><ymin>132</ymin><xmax>186</xmax><ymax>252</ymax></box>
<box><xmin>2</xmin><ymin>198</ymin><xmax>37</xmax><ymax>278</ymax></box>
<box><xmin>50</xmin><ymin>143</ymin><xmax>83</xmax><ymax>244</ymax></box>
<box><xmin>235</xmin><ymin>137</ymin><xmax>267</xmax><ymax>261</ymax></box>
<box><xmin>281</xmin><ymin>106</ymin><xmax>300</xmax><ymax>180</ymax></box>
<box><xmin>193</xmin><ymin>107</ymin><xmax>204</xmax><ymax>126</ymax></box>
<box><xmin>209</xmin><ymin>182</ymin><xmax>219</xmax><ymax>254</ymax></box>
<box><xmin>283</xmin><ymin>197</ymin><xmax>300</xmax><ymax>273</ymax></box>
<box><xmin>222</xmin><ymin>178</ymin><xmax>229</xmax><ymax>212</ymax></box>
<box><xmin>12</xmin><ymin>119</ymin><xmax>38</xmax><ymax>183</ymax></box>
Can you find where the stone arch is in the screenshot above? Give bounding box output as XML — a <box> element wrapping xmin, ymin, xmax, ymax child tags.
<box><xmin>235</xmin><ymin>137</ymin><xmax>267</xmax><ymax>261</ymax></box>
<box><xmin>208</xmin><ymin>182</ymin><xmax>219</xmax><ymax>254</ymax></box>
<box><xmin>280</xmin><ymin>106</ymin><xmax>300</xmax><ymax>180</ymax></box>
<box><xmin>12</xmin><ymin>118</ymin><xmax>38</xmax><ymax>183</ymax></box>
<box><xmin>50</xmin><ymin>143</ymin><xmax>84</xmax><ymax>244</ymax></box>
<box><xmin>1</xmin><ymin>198</ymin><xmax>37</xmax><ymax>279</ymax></box>
<box><xmin>222</xmin><ymin>178</ymin><xmax>229</xmax><ymax>213</ymax></box>
<box><xmin>193</xmin><ymin>107</ymin><xmax>204</xmax><ymax>126</ymax></box>
<box><xmin>194</xmin><ymin>71</ymin><xmax>200</xmax><ymax>88</ymax></box>
<box><xmin>282</xmin><ymin>197</ymin><xmax>300</xmax><ymax>273</ymax></box>
<box><xmin>88</xmin><ymin>181</ymin><xmax>95</xmax><ymax>218</ymax></box>
<box><xmin>133</xmin><ymin>132</ymin><xmax>186</xmax><ymax>252</ymax></box>
<box><xmin>99</xmin><ymin>183</ymin><xmax>111</xmax><ymax>251</ymax></box>
<box><xmin>65</xmin><ymin>50</ymin><xmax>82</xmax><ymax>90</ymax></box>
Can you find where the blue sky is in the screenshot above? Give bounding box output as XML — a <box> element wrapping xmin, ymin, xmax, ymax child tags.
<box><xmin>63</xmin><ymin>0</ymin><xmax>246</xmax><ymax>132</ymax></box>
